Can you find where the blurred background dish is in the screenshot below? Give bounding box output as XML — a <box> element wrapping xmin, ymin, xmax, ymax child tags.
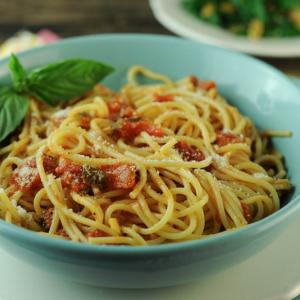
<box><xmin>150</xmin><ymin>0</ymin><xmax>300</xmax><ymax>57</ymax></box>
<box><xmin>0</xmin><ymin>0</ymin><xmax>299</xmax><ymax>74</ymax></box>
<box><xmin>182</xmin><ymin>0</ymin><xmax>300</xmax><ymax>39</ymax></box>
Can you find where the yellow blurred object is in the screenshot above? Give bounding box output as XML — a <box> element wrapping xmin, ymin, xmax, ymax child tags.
<box><xmin>0</xmin><ymin>30</ymin><xmax>60</xmax><ymax>59</ymax></box>
<box><xmin>0</xmin><ymin>31</ymin><xmax>43</xmax><ymax>58</ymax></box>
<box><xmin>220</xmin><ymin>2</ymin><xmax>235</xmax><ymax>14</ymax></box>
<box><xmin>289</xmin><ymin>9</ymin><xmax>300</xmax><ymax>30</ymax></box>
<box><xmin>200</xmin><ymin>3</ymin><xmax>215</xmax><ymax>18</ymax></box>
<box><xmin>247</xmin><ymin>19</ymin><xmax>265</xmax><ymax>40</ymax></box>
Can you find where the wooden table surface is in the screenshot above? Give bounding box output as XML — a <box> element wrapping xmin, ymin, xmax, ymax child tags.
<box><xmin>0</xmin><ymin>0</ymin><xmax>299</xmax><ymax>76</ymax></box>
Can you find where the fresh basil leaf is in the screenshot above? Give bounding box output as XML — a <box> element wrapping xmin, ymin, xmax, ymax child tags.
<box><xmin>26</xmin><ymin>59</ymin><xmax>114</xmax><ymax>106</ymax></box>
<box><xmin>8</xmin><ymin>54</ymin><xmax>27</xmax><ymax>93</ymax></box>
<box><xmin>0</xmin><ymin>88</ymin><xmax>29</xmax><ymax>142</ymax></box>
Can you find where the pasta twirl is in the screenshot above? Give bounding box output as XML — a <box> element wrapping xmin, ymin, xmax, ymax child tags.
<box><xmin>0</xmin><ymin>66</ymin><xmax>292</xmax><ymax>246</ymax></box>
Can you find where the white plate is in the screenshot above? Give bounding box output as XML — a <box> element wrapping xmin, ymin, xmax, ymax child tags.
<box><xmin>0</xmin><ymin>213</ymin><xmax>299</xmax><ymax>300</ymax></box>
<box><xmin>150</xmin><ymin>0</ymin><xmax>300</xmax><ymax>57</ymax></box>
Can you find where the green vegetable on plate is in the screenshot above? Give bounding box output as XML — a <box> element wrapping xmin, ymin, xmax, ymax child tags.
<box><xmin>182</xmin><ymin>0</ymin><xmax>300</xmax><ymax>39</ymax></box>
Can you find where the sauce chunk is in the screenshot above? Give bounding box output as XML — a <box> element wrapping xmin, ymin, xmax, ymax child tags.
<box><xmin>215</xmin><ymin>132</ymin><xmax>243</xmax><ymax>147</ymax></box>
<box><xmin>113</xmin><ymin>119</ymin><xmax>164</xmax><ymax>142</ymax></box>
<box><xmin>12</xmin><ymin>156</ymin><xmax>57</xmax><ymax>193</ymax></box>
<box><xmin>175</xmin><ymin>141</ymin><xmax>205</xmax><ymax>161</ymax></box>
<box><xmin>102</xmin><ymin>164</ymin><xmax>137</xmax><ymax>190</ymax></box>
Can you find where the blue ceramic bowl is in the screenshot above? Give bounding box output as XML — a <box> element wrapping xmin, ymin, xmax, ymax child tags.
<box><xmin>0</xmin><ymin>34</ymin><xmax>299</xmax><ymax>289</ymax></box>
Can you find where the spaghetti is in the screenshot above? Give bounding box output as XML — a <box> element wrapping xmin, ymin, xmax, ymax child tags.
<box><xmin>0</xmin><ymin>66</ymin><xmax>292</xmax><ymax>245</ymax></box>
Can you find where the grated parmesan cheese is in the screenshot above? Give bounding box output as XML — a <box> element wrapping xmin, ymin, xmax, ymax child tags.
<box><xmin>222</xmin><ymin>128</ymin><xmax>233</xmax><ymax>134</ymax></box>
<box><xmin>52</xmin><ymin>108</ymin><xmax>70</xmax><ymax>119</ymax></box>
<box><xmin>222</xmin><ymin>128</ymin><xmax>244</xmax><ymax>139</ymax></box>
<box><xmin>253</xmin><ymin>172</ymin><xmax>268</xmax><ymax>179</ymax></box>
<box><xmin>17</xmin><ymin>164</ymin><xmax>38</xmax><ymax>188</ymax></box>
<box><xmin>94</xmin><ymin>144</ymin><xmax>102</xmax><ymax>152</ymax></box>
<box><xmin>18</xmin><ymin>165</ymin><xmax>31</xmax><ymax>178</ymax></box>
<box><xmin>12</xmin><ymin>199</ymin><xmax>32</xmax><ymax>221</ymax></box>
<box><xmin>212</xmin><ymin>154</ymin><xmax>227</xmax><ymax>167</ymax></box>
<box><xmin>88</xmin><ymin>131</ymin><xmax>101</xmax><ymax>140</ymax></box>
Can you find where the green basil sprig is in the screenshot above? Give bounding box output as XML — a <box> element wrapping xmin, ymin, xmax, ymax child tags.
<box><xmin>0</xmin><ymin>87</ymin><xmax>29</xmax><ymax>142</ymax></box>
<box><xmin>0</xmin><ymin>54</ymin><xmax>114</xmax><ymax>142</ymax></box>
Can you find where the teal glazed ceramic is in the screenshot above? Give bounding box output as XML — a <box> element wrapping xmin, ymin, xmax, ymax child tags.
<box><xmin>0</xmin><ymin>34</ymin><xmax>299</xmax><ymax>289</ymax></box>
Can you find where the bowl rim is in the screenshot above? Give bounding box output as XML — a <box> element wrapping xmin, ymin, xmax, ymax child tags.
<box><xmin>0</xmin><ymin>33</ymin><xmax>299</xmax><ymax>255</ymax></box>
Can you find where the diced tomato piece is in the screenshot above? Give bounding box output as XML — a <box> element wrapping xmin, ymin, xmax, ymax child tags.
<box><xmin>55</xmin><ymin>160</ymin><xmax>87</xmax><ymax>192</ymax></box>
<box><xmin>39</xmin><ymin>207</ymin><xmax>54</xmax><ymax>231</ymax></box>
<box><xmin>55</xmin><ymin>160</ymin><xmax>108</xmax><ymax>193</ymax></box>
<box><xmin>12</xmin><ymin>157</ymin><xmax>53</xmax><ymax>193</ymax></box>
<box><xmin>190</xmin><ymin>76</ymin><xmax>199</xmax><ymax>87</ymax></box>
<box><xmin>12</xmin><ymin>156</ymin><xmax>58</xmax><ymax>193</ymax></box>
<box><xmin>26</xmin><ymin>157</ymin><xmax>36</xmax><ymax>168</ymax></box>
<box><xmin>175</xmin><ymin>141</ymin><xmax>205</xmax><ymax>161</ymax></box>
<box><xmin>43</xmin><ymin>155</ymin><xmax>58</xmax><ymax>173</ymax></box>
<box><xmin>101</xmin><ymin>164</ymin><xmax>137</xmax><ymax>190</ymax></box>
<box><xmin>56</xmin><ymin>228</ymin><xmax>69</xmax><ymax>238</ymax></box>
<box><xmin>215</xmin><ymin>132</ymin><xmax>243</xmax><ymax>147</ymax></box>
<box><xmin>154</xmin><ymin>93</ymin><xmax>174</xmax><ymax>102</ymax></box>
<box><xmin>79</xmin><ymin>115</ymin><xmax>91</xmax><ymax>130</ymax></box>
<box><xmin>113</xmin><ymin>210</ymin><xmax>138</xmax><ymax>225</ymax></box>
<box><xmin>199</xmin><ymin>81</ymin><xmax>216</xmax><ymax>90</ymax></box>
<box><xmin>241</xmin><ymin>203</ymin><xmax>252</xmax><ymax>223</ymax></box>
<box><xmin>143</xmin><ymin>123</ymin><xmax>164</xmax><ymax>138</ymax></box>
<box><xmin>55</xmin><ymin>160</ymin><xmax>136</xmax><ymax>192</ymax></box>
<box><xmin>190</xmin><ymin>76</ymin><xmax>216</xmax><ymax>91</ymax></box>
<box><xmin>107</xmin><ymin>95</ymin><xmax>135</xmax><ymax>121</ymax></box>
<box><xmin>55</xmin><ymin>160</ymin><xmax>82</xmax><ymax>176</ymax></box>
<box><xmin>108</xmin><ymin>100</ymin><xmax>121</xmax><ymax>114</ymax></box>
<box><xmin>113</xmin><ymin>119</ymin><xmax>164</xmax><ymax>142</ymax></box>
<box><xmin>107</xmin><ymin>102</ymin><xmax>121</xmax><ymax>121</ymax></box>
<box><xmin>87</xmin><ymin>229</ymin><xmax>108</xmax><ymax>238</ymax></box>
<box><xmin>215</xmin><ymin>212</ymin><xmax>222</xmax><ymax>224</ymax></box>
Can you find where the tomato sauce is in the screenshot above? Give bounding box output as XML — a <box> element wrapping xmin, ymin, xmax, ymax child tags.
<box><xmin>190</xmin><ymin>76</ymin><xmax>216</xmax><ymax>91</ymax></box>
<box><xmin>241</xmin><ymin>203</ymin><xmax>252</xmax><ymax>223</ymax></box>
<box><xmin>39</xmin><ymin>207</ymin><xmax>54</xmax><ymax>231</ymax></box>
<box><xmin>13</xmin><ymin>155</ymin><xmax>137</xmax><ymax>194</ymax></box>
<box><xmin>87</xmin><ymin>229</ymin><xmax>108</xmax><ymax>238</ymax></box>
<box><xmin>56</xmin><ymin>228</ymin><xmax>69</xmax><ymax>238</ymax></box>
<box><xmin>215</xmin><ymin>132</ymin><xmax>243</xmax><ymax>147</ymax></box>
<box><xmin>175</xmin><ymin>141</ymin><xmax>205</xmax><ymax>161</ymax></box>
<box><xmin>55</xmin><ymin>160</ymin><xmax>136</xmax><ymax>192</ymax></box>
<box><xmin>101</xmin><ymin>164</ymin><xmax>137</xmax><ymax>190</ymax></box>
<box><xmin>79</xmin><ymin>115</ymin><xmax>92</xmax><ymax>130</ymax></box>
<box><xmin>114</xmin><ymin>119</ymin><xmax>164</xmax><ymax>142</ymax></box>
<box><xmin>12</xmin><ymin>156</ymin><xmax>57</xmax><ymax>193</ymax></box>
<box><xmin>154</xmin><ymin>93</ymin><xmax>174</xmax><ymax>102</ymax></box>
<box><xmin>107</xmin><ymin>95</ymin><xmax>135</xmax><ymax>121</ymax></box>
<box><xmin>55</xmin><ymin>160</ymin><xmax>88</xmax><ymax>193</ymax></box>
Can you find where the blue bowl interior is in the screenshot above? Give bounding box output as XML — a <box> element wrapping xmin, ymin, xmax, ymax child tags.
<box><xmin>0</xmin><ymin>34</ymin><xmax>299</xmax><ymax>253</ymax></box>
